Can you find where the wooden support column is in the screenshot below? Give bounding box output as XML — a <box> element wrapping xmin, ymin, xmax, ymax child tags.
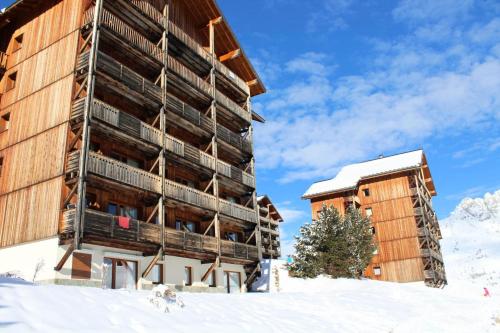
<box><xmin>158</xmin><ymin>3</ymin><xmax>170</xmax><ymax>258</ymax></box>
<box><xmin>74</xmin><ymin>0</ymin><xmax>103</xmax><ymax>250</ymax></box>
<box><xmin>247</xmin><ymin>96</ymin><xmax>262</xmax><ymax>261</ymax></box>
<box><xmin>209</xmin><ymin>20</ymin><xmax>221</xmax><ymax>265</ymax></box>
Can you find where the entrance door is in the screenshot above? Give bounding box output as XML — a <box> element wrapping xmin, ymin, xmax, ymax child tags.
<box><xmin>224</xmin><ymin>271</ymin><xmax>241</xmax><ymax>293</ymax></box>
<box><xmin>103</xmin><ymin>257</ymin><xmax>137</xmax><ymax>290</ymax></box>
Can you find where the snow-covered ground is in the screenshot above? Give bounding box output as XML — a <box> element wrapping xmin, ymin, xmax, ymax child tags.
<box><xmin>1</xmin><ymin>191</ymin><xmax>499</xmax><ymax>332</ymax></box>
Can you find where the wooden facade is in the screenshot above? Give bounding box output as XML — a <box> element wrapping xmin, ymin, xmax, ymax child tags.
<box><xmin>0</xmin><ymin>0</ymin><xmax>267</xmax><ymax>287</ymax></box>
<box><xmin>305</xmin><ymin>152</ymin><xmax>447</xmax><ymax>288</ymax></box>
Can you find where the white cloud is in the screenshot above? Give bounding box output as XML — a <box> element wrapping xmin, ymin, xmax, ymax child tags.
<box><xmin>392</xmin><ymin>0</ymin><xmax>474</xmax><ymax>23</ymax></box>
<box><xmin>254</xmin><ymin>16</ymin><xmax>500</xmax><ymax>183</ymax></box>
<box><xmin>307</xmin><ymin>0</ymin><xmax>354</xmax><ymax>33</ymax></box>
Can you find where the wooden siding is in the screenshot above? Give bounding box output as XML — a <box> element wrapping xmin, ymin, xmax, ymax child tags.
<box><xmin>0</xmin><ymin>0</ymin><xmax>84</xmax><ymax>248</ymax></box>
<box><xmin>0</xmin><ymin>178</ymin><xmax>62</xmax><ymax>247</ymax></box>
<box><xmin>0</xmin><ymin>125</ymin><xmax>67</xmax><ymax>193</ymax></box>
<box><xmin>0</xmin><ymin>76</ymin><xmax>73</xmax><ymax>150</ymax></box>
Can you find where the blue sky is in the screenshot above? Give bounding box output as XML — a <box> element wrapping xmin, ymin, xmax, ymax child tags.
<box><xmin>217</xmin><ymin>0</ymin><xmax>500</xmax><ymax>256</ymax></box>
<box><xmin>2</xmin><ymin>0</ymin><xmax>498</xmax><ymax>257</ymax></box>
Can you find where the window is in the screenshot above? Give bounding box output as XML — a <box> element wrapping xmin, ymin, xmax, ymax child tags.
<box><xmin>207</xmin><ymin>270</ymin><xmax>216</xmax><ymax>287</ymax></box>
<box><xmin>0</xmin><ymin>113</ymin><xmax>10</xmax><ymax>132</ymax></box>
<box><xmin>176</xmin><ymin>220</ymin><xmax>196</xmax><ymax>233</ymax></box>
<box><xmin>5</xmin><ymin>72</ymin><xmax>17</xmax><ymax>91</ymax></box>
<box><xmin>365</xmin><ymin>208</ymin><xmax>373</xmax><ymax>217</ymax></box>
<box><xmin>363</xmin><ymin>188</ymin><xmax>370</xmax><ymax>197</ymax></box>
<box><xmin>148</xmin><ymin>264</ymin><xmax>163</xmax><ymax>284</ymax></box>
<box><xmin>13</xmin><ymin>33</ymin><xmax>23</xmax><ymax>52</ymax></box>
<box><xmin>107</xmin><ymin>202</ymin><xmax>137</xmax><ymax>219</ymax></box>
<box><xmin>103</xmin><ymin>257</ymin><xmax>137</xmax><ymax>290</ymax></box>
<box><xmin>226</xmin><ymin>196</ymin><xmax>237</xmax><ymax>203</ymax></box>
<box><xmin>373</xmin><ymin>266</ymin><xmax>381</xmax><ymax>276</ymax></box>
<box><xmin>184</xmin><ymin>266</ymin><xmax>192</xmax><ymax>286</ymax></box>
<box><xmin>224</xmin><ymin>271</ymin><xmax>241</xmax><ymax>293</ymax></box>
<box><xmin>370</xmin><ymin>226</ymin><xmax>376</xmax><ymax>235</ymax></box>
<box><xmin>0</xmin><ymin>157</ymin><xmax>3</xmax><ymax>177</ymax></box>
<box><xmin>226</xmin><ymin>232</ymin><xmax>238</xmax><ymax>242</ymax></box>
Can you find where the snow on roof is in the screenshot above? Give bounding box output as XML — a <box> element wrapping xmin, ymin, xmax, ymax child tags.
<box><xmin>303</xmin><ymin>150</ymin><xmax>424</xmax><ymax>198</ymax></box>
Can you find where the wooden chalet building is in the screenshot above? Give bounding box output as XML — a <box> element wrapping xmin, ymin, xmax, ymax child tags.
<box><xmin>0</xmin><ymin>0</ymin><xmax>275</xmax><ymax>293</ymax></box>
<box><xmin>302</xmin><ymin>150</ymin><xmax>447</xmax><ymax>287</ymax></box>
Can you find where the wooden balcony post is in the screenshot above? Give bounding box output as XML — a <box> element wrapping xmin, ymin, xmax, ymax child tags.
<box><xmin>74</xmin><ymin>0</ymin><xmax>103</xmax><ymax>250</ymax></box>
<box><xmin>158</xmin><ymin>2</ymin><xmax>170</xmax><ymax>257</ymax></box>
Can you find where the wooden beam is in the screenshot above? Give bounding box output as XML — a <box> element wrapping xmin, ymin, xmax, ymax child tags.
<box><xmin>62</xmin><ymin>183</ymin><xmax>78</xmax><ymax>209</ymax></box>
<box><xmin>205</xmin><ymin>16</ymin><xmax>222</xmax><ymax>28</ymax></box>
<box><xmin>146</xmin><ymin>204</ymin><xmax>159</xmax><ymax>224</ymax></box>
<box><xmin>66</xmin><ymin>127</ymin><xmax>83</xmax><ymax>153</ymax></box>
<box><xmin>201</xmin><ymin>257</ymin><xmax>219</xmax><ymax>282</ymax></box>
<box><xmin>244</xmin><ymin>263</ymin><xmax>260</xmax><ymax>285</ymax></box>
<box><xmin>245</xmin><ymin>230</ymin><xmax>256</xmax><ymax>244</ymax></box>
<box><xmin>246</xmin><ymin>79</ymin><xmax>258</xmax><ymax>86</ymax></box>
<box><xmin>203</xmin><ymin>218</ymin><xmax>215</xmax><ymax>236</ymax></box>
<box><xmin>54</xmin><ymin>244</ymin><xmax>75</xmax><ymax>271</ymax></box>
<box><xmin>142</xmin><ymin>248</ymin><xmax>162</xmax><ymax>278</ymax></box>
<box><xmin>219</xmin><ymin>49</ymin><xmax>240</xmax><ymax>62</ymax></box>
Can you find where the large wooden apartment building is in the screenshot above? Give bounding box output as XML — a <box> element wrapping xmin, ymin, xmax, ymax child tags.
<box><xmin>0</xmin><ymin>0</ymin><xmax>280</xmax><ymax>292</ymax></box>
<box><xmin>303</xmin><ymin>150</ymin><xmax>447</xmax><ymax>287</ymax></box>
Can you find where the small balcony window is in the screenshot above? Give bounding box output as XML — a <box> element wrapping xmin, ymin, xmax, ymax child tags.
<box><xmin>373</xmin><ymin>266</ymin><xmax>381</xmax><ymax>276</ymax></box>
<box><xmin>225</xmin><ymin>232</ymin><xmax>239</xmax><ymax>242</ymax></box>
<box><xmin>0</xmin><ymin>113</ymin><xmax>10</xmax><ymax>132</ymax></box>
<box><xmin>5</xmin><ymin>71</ymin><xmax>17</xmax><ymax>92</ymax></box>
<box><xmin>363</xmin><ymin>188</ymin><xmax>370</xmax><ymax>197</ymax></box>
<box><xmin>13</xmin><ymin>33</ymin><xmax>23</xmax><ymax>52</ymax></box>
<box><xmin>176</xmin><ymin>220</ymin><xmax>196</xmax><ymax>233</ymax></box>
<box><xmin>365</xmin><ymin>207</ymin><xmax>373</xmax><ymax>217</ymax></box>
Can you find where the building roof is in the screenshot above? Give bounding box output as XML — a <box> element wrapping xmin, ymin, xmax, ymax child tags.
<box><xmin>0</xmin><ymin>0</ymin><xmax>266</xmax><ymax>96</ymax></box>
<box><xmin>303</xmin><ymin>149</ymin><xmax>435</xmax><ymax>199</ymax></box>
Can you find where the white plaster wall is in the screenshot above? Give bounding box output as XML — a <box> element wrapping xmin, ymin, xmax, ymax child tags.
<box><xmin>0</xmin><ymin>237</ymin><xmax>59</xmax><ymax>282</ymax></box>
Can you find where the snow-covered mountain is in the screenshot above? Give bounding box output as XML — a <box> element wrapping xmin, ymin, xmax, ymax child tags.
<box><xmin>440</xmin><ymin>190</ymin><xmax>500</xmax><ymax>288</ymax></box>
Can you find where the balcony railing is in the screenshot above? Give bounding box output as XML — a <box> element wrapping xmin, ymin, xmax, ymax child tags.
<box><xmin>421</xmin><ymin>248</ymin><xmax>443</xmax><ymax>263</ymax></box>
<box><xmin>165</xmin><ymin>228</ymin><xmax>218</xmax><ymax>253</ymax></box>
<box><xmin>61</xmin><ymin>209</ymin><xmax>161</xmax><ymax>245</ymax></box>
<box><xmin>217</xmin><ymin>159</ymin><xmax>255</xmax><ymax>188</ymax></box>
<box><xmin>126</xmin><ymin>0</ymin><xmax>250</xmax><ymax>96</ymax></box>
<box><xmin>215</xmin><ymin>90</ymin><xmax>251</xmax><ymax>123</ymax></box>
<box><xmin>260</xmin><ymin>216</ymin><xmax>280</xmax><ymax>226</ymax></box>
<box><xmin>219</xmin><ymin>199</ymin><xmax>257</xmax><ymax>224</ymax></box>
<box><xmin>217</xmin><ymin>125</ymin><xmax>252</xmax><ymax>154</ymax></box>
<box><xmin>165</xmin><ymin>179</ymin><xmax>217</xmax><ymax>211</ymax></box>
<box><xmin>67</xmin><ymin>151</ymin><xmax>162</xmax><ymax>193</ymax></box>
<box><xmin>260</xmin><ymin>226</ymin><xmax>279</xmax><ymax>236</ymax></box>
<box><xmin>220</xmin><ymin>240</ymin><xmax>259</xmax><ymax>260</ymax></box>
<box><xmin>423</xmin><ymin>269</ymin><xmax>446</xmax><ymax>281</ymax></box>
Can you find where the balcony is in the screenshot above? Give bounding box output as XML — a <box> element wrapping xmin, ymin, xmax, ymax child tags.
<box><xmin>67</xmin><ymin>151</ymin><xmax>162</xmax><ymax>193</ymax></box>
<box><xmin>217</xmin><ymin>124</ymin><xmax>252</xmax><ymax>154</ymax></box>
<box><xmin>62</xmin><ymin>209</ymin><xmax>220</xmax><ymax>256</ymax></box>
<box><xmin>221</xmin><ymin>240</ymin><xmax>259</xmax><ymax>261</ymax></box>
<box><xmin>115</xmin><ymin>0</ymin><xmax>250</xmax><ymax>97</ymax></box>
<box><xmin>219</xmin><ymin>199</ymin><xmax>257</xmax><ymax>224</ymax></box>
<box><xmin>83</xmin><ymin>7</ymin><xmax>251</xmax><ymax>124</ymax></box>
<box><xmin>260</xmin><ymin>216</ymin><xmax>280</xmax><ymax>226</ymax></box>
<box><xmin>165</xmin><ymin>228</ymin><xmax>218</xmax><ymax>254</ymax></box>
<box><xmin>165</xmin><ymin>178</ymin><xmax>217</xmax><ymax>212</ymax></box>
<box><xmin>421</xmin><ymin>248</ymin><xmax>443</xmax><ymax>263</ymax></box>
<box><xmin>61</xmin><ymin>209</ymin><xmax>161</xmax><ymax>246</ymax></box>
<box><xmin>424</xmin><ymin>269</ymin><xmax>446</xmax><ymax>281</ymax></box>
<box><xmin>260</xmin><ymin>226</ymin><xmax>280</xmax><ymax>236</ymax></box>
<box><xmin>217</xmin><ymin>159</ymin><xmax>255</xmax><ymax>188</ymax></box>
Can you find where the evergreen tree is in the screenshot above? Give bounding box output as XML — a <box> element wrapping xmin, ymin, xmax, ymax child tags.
<box><xmin>289</xmin><ymin>205</ymin><xmax>376</xmax><ymax>279</ymax></box>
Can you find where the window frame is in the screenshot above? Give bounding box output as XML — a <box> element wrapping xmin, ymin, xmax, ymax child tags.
<box><xmin>0</xmin><ymin>112</ymin><xmax>10</xmax><ymax>133</ymax></box>
<box><xmin>365</xmin><ymin>207</ymin><xmax>373</xmax><ymax>217</ymax></box>
<box><xmin>5</xmin><ymin>71</ymin><xmax>17</xmax><ymax>92</ymax></box>
<box><xmin>184</xmin><ymin>266</ymin><xmax>192</xmax><ymax>286</ymax></box>
<box><xmin>149</xmin><ymin>263</ymin><xmax>164</xmax><ymax>285</ymax></box>
<box><xmin>373</xmin><ymin>266</ymin><xmax>381</xmax><ymax>276</ymax></box>
<box><xmin>13</xmin><ymin>33</ymin><xmax>24</xmax><ymax>52</ymax></box>
<box><xmin>362</xmin><ymin>188</ymin><xmax>370</xmax><ymax>197</ymax></box>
